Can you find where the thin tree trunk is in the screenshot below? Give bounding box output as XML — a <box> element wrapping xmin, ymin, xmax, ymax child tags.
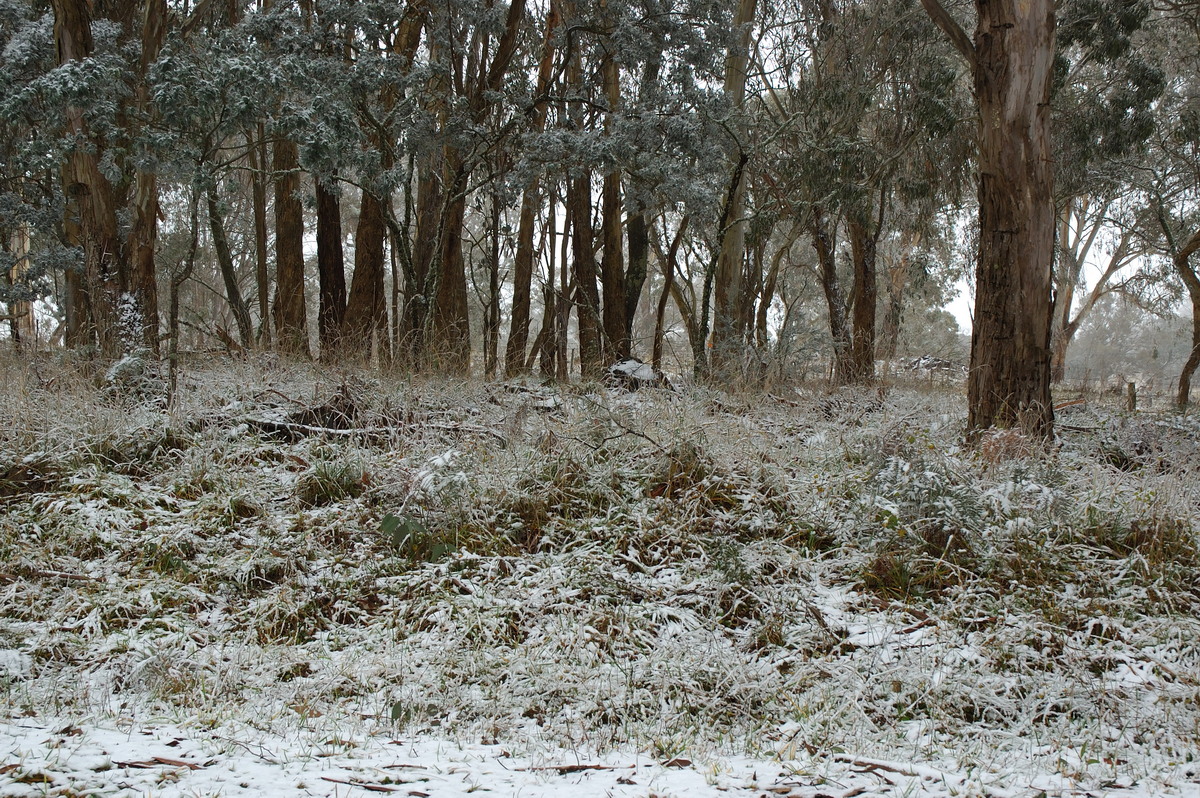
<box><xmin>249</xmin><ymin>124</ymin><xmax>271</xmax><ymax>346</ymax></box>
<box><xmin>570</xmin><ymin>174</ymin><xmax>602</xmax><ymax>378</ymax></box>
<box><xmin>206</xmin><ymin>184</ymin><xmax>254</xmax><ymax>346</ymax></box>
<box><xmin>599</xmin><ymin>51</ymin><xmax>627</xmax><ymax>361</ymax></box>
<box><xmin>6</xmin><ymin>224</ymin><xmax>35</xmax><ymax>350</ymax></box>
<box><xmin>1167</xmin><ymin>227</ymin><xmax>1200</xmax><ymax>408</ymax></box>
<box><xmin>652</xmin><ymin>215</ymin><xmax>688</xmax><ymax>370</ymax></box>
<box><xmin>710</xmin><ymin>0</ymin><xmax>757</xmax><ymax>380</ymax></box>
<box><xmin>315</xmin><ymin>181</ymin><xmax>346</xmax><ymax>354</ymax></box>
<box><xmin>505</xmin><ymin>1</ymin><xmax>559</xmax><ymax>376</ymax></box>
<box><xmin>272</xmin><ymin>137</ymin><xmax>309</xmax><ymax>357</ymax></box>
<box><xmin>813</xmin><ymin>206</ymin><xmax>852</xmax><ymax>382</ymax></box>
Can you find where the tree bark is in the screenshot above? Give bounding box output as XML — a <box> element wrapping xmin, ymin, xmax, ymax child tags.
<box><xmin>846</xmin><ymin>214</ymin><xmax>880</xmax><ymax>383</ymax></box>
<box><xmin>710</xmin><ymin>0</ymin><xmax>757</xmax><ymax>380</ymax></box>
<box><xmin>272</xmin><ymin>137</ymin><xmax>310</xmax><ymax>357</ymax></box>
<box><xmin>599</xmin><ymin>52</ymin><xmax>627</xmax><ymax>361</ymax></box>
<box><xmin>813</xmin><ymin>207</ymin><xmax>852</xmax><ymax>382</ymax></box>
<box><xmin>1168</xmin><ymin>228</ymin><xmax>1200</xmax><ymax>408</ymax></box>
<box><xmin>53</xmin><ymin>0</ymin><xmax>127</xmax><ymax>357</ymax></box>
<box><xmin>921</xmin><ymin>0</ymin><xmax>1056</xmax><ymax>435</ymax></box>
<box><xmin>504</xmin><ymin>1</ymin><xmax>559</xmax><ymax>377</ymax></box>
<box><xmin>248</xmin><ymin>124</ymin><xmax>272</xmax><ymax>346</ymax></box>
<box><xmin>625</xmin><ymin>211</ymin><xmax>650</xmax><ymax>351</ymax></box>
<box><xmin>206</xmin><ymin>184</ymin><xmax>254</xmax><ymax>347</ymax></box>
<box><xmin>570</xmin><ymin>174</ymin><xmax>603</xmax><ymax>378</ymax></box>
<box><xmin>315</xmin><ymin>181</ymin><xmax>346</xmax><ymax>354</ymax></box>
<box><xmin>344</xmin><ymin>188</ymin><xmax>388</xmax><ymax>357</ymax></box>
<box><xmin>126</xmin><ymin>0</ymin><xmax>167</xmax><ymax>354</ymax></box>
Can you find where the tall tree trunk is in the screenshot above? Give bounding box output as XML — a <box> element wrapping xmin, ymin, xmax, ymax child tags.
<box><xmin>813</xmin><ymin>207</ymin><xmax>852</xmax><ymax>382</ymax></box>
<box><xmin>570</xmin><ymin>174</ymin><xmax>602</xmax><ymax>379</ymax></box>
<box><xmin>53</xmin><ymin>0</ymin><xmax>126</xmax><ymax>357</ymax></box>
<box><xmin>344</xmin><ymin>188</ymin><xmax>388</xmax><ymax>356</ymax></box>
<box><xmin>968</xmin><ymin>0</ymin><xmax>1055</xmax><ymax>435</ymax></box>
<box><xmin>272</xmin><ymin>137</ymin><xmax>309</xmax><ymax>357</ymax></box>
<box><xmin>504</xmin><ymin>1</ymin><xmax>559</xmax><ymax>376</ymax></box>
<box><xmin>920</xmin><ymin>0</ymin><xmax>1056</xmax><ymax>434</ymax></box>
<box><xmin>405</xmin><ymin>161</ymin><xmax>441</xmax><ymax>367</ymax></box>
<box><xmin>315</xmin><ymin>181</ymin><xmax>346</xmax><ymax>353</ymax></box>
<box><xmin>126</xmin><ymin>0</ymin><xmax>167</xmax><ymax>354</ymax></box>
<box><xmin>484</xmin><ymin>184</ymin><xmax>502</xmax><ymax>379</ymax></box>
<box><xmin>846</xmin><ymin>215</ymin><xmax>879</xmax><ymax>383</ymax></box>
<box><xmin>625</xmin><ymin>211</ymin><xmax>650</xmax><ymax>351</ymax></box>
<box><xmin>1166</xmin><ymin>227</ymin><xmax>1200</xmax><ymax>408</ymax></box>
<box><xmin>710</xmin><ymin>0</ymin><xmax>757</xmax><ymax>380</ymax></box>
<box><xmin>599</xmin><ymin>52</ymin><xmax>627</xmax><ymax>361</ymax></box>
<box><xmin>206</xmin><ymin>184</ymin><xmax>254</xmax><ymax>346</ymax></box>
<box><xmin>506</xmin><ymin>186</ymin><xmax>541</xmax><ymax>376</ymax></box>
<box><xmin>249</xmin><ymin>124</ymin><xmax>272</xmax><ymax>346</ymax></box>
<box><xmin>429</xmin><ymin>159</ymin><xmax>471</xmax><ymax>373</ymax></box>
<box><xmin>6</xmin><ymin>224</ymin><xmax>35</xmax><ymax>350</ymax></box>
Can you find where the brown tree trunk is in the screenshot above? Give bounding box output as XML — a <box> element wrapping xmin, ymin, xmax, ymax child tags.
<box><xmin>126</xmin><ymin>0</ymin><xmax>167</xmax><ymax>354</ymax></box>
<box><xmin>710</xmin><ymin>0</ymin><xmax>757</xmax><ymax>380</ymax></box>
<box><xmin>484</xmin><ymin>185</ymin><xmax>502</xmax><ymax>379</ymax></box>
<box><xmin>813</xmin><ymin>207</ymin><xmax>852</xmax><ymax>382</ymax></box>
<box><xmin>570</xmin><ymin>174</ymin><xmax>603</xmax><ymax>378</ymax></box>
<box><xmin>430</xmin><ymin>160</ymin><xmax>471</xmax><ymax>373</ymax></box>
<box><xmin>599</xmin><ymin>53</ymin><xmax>627</xmax><ymax>361</ymax></box>
<box><xmin>53</xmin><ymin>0</ymin><xmax>126</xmax><ymax>357</ymax></box>
<box><xmin>315</xmin><ymin>181</ymin><xmax>346</xmax><ymax>353</ymax></box>
<box><xmin>920</xmin><ymin>0</ymin><xmax>1056</xmax><ymax>434</ymax></box>
<box><xmin>248</xmin><ymin>124</ymin><xmax>272</xmax><ymax>346</ymax></box>
<box><xmin>967</xmin><ymin>0</ymin><xmax>1056</xmax><ymax>435</ymax></box>
<box><xmin>344</xmin><ymin>188</ymin><xmax>388</xmax><ymax>356</ymax></box>
<box><xmin>504</xmin><ymin>2</ymin><xmax>558</xmax><ymax>377</ymax></box>
<box><xmin>625</xmin><ymin>212</ymin><xmax>650</xmax><ymax>351</ymax></box>
<box><xmin>272</xmin><ymin>137</ymin><xmax>309</xmax><ymax>357</ymax></box>
<box><xmin>600</xmin><ymin>168</ymin><xmax>627</xmax><ymax>361</ymax></box>
<box><xmin>206</xmin><ymin>184</ymin><xmax>254</xmax><ymax>347</ymax></box>
<box><xmin>1168</xmin><ymin>228</ymin><xmax>1200</xmax><ymax>408</ymax></box>
<box><xmin>846</xmin><ymin>213</ymin><xmax>880</xmax><ymax>383</ymax></box>
<box><xmin>506</xmin><ymin>187</ymin><xmax>540</xmax><ymax>376</ymax></box>
<box><xmin>405</xmin><ymin>161</ymin><xmax>440</xmax><ymax>366</ymax></box>
<box><xmin>6</xmin><ymin>224</ymin><xmax>36</xmax><ymax>350</ymax></box>
<box><xmin>878</xmin><ymin>230</ymin><xmax>918</xmax><ymax>362</ymax></box>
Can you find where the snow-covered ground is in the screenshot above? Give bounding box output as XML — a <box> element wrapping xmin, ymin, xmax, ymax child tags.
<box><xmin>1</xmin><ymin>358</ymin><xmax>1198</xmax><ymax>796</ymax></box>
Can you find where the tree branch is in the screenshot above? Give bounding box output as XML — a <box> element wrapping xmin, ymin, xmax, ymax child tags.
<box><xmin>919</xmin><ymin>0</ymin><xmax>977</xmax><ymax>72</ymax></box>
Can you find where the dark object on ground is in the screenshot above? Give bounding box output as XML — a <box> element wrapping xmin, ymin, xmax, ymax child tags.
<box><xmin>606</xmin><ymin>359</ymin><xmax>672</xmax><ymax>391</ymax></box>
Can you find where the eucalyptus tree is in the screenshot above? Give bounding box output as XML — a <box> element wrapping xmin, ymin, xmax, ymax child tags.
<box><xmin>1142</xmin><ymin>0</ymin><xmax>1200</xmax><ymax>407</ymax></box>
<box><xmin>756</xmin><ymin>0</ymin><xmax>969</xmax><ymax>384</ymax></box>
<box><xmin>921</xmin><ymin>0</ymin><xmax>1057</xmax><ymax>435</ymax></box>
<box><xmin>0</xmin><ymin>2</ymin><xmax>77</xmax><ymax>348</ymax></box>
<box><xmin>1049</xmin><ymin>0</ymin><xmax>1164</xmax><ymax>381</ymax></box>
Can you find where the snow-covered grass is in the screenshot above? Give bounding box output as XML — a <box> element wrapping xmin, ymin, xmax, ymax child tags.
<box><xmin>1</xmin><ymin>354</ymin><xmax>1198</xmax><ymax>797</ymax></box>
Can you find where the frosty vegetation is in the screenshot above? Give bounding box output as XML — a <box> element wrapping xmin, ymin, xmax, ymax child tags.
<box><xmin>1</xmin><ymin>357</ymin><xmax>1197</xmax><ymax>795</ymax></box>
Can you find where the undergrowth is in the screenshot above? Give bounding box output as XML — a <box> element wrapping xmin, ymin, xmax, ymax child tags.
<box><xmin>0</xmin><ymin>355</ymin><xmax>1197</xmax><ymax>791</ymax></box>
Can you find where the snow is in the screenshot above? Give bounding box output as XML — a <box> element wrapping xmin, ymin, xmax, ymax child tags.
<box><xmin>1</xmin><ymin>364</ymin><xmax>1199</xmax><ymax>797</ymax></box>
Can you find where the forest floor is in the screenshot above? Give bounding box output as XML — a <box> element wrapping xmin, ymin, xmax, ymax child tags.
<box><xmin>1</xmin><ymin>354</ymin><xmax>1198</xmax><ymax>797</ymax></box>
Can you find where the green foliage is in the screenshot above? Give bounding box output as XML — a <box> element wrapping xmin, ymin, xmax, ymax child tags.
<box><xmin>381</xmin><ymin>514</ymin><xmax>454</xmax><ymax>562</ymax></box>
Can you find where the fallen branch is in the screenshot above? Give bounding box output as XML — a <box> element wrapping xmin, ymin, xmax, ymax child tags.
<box><xmin>320</xmin><ymin>776</ymin><xmax>400</xmax><ymax>792</ymax></box>
<box><xmin>245</xmin><ymin>417</ymin><xmax>507</xmax><ymax>446</ymax></box>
